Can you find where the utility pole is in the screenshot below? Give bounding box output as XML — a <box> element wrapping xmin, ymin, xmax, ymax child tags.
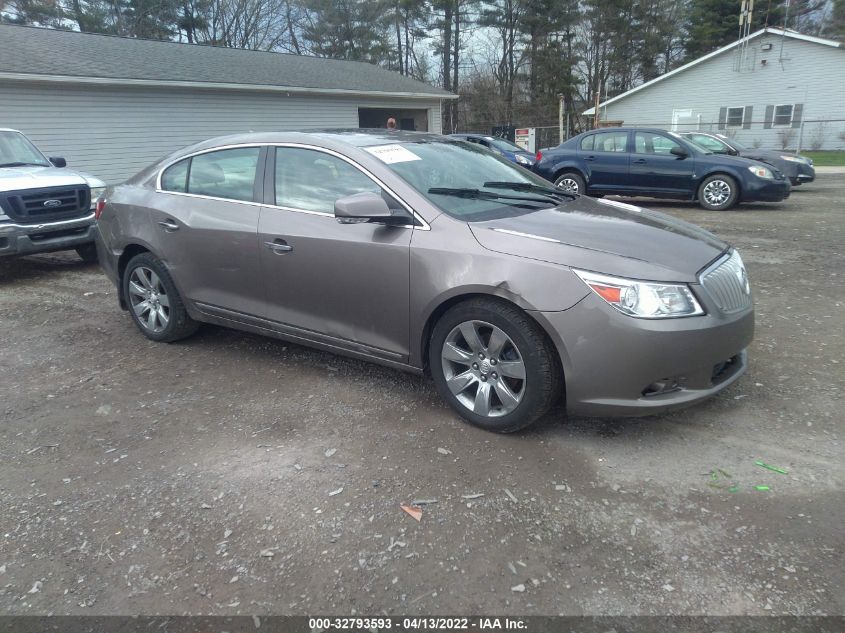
<box><xmin>558</xmin><ymin>94</ymin><xmax>564</xmax><ymax>145</ymax></box>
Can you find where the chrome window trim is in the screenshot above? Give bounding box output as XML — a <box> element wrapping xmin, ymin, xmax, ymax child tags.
<box><xmin>155</xmin><ymin>142</ymin><xmax>429</xmax><ymax>231</ymax></box>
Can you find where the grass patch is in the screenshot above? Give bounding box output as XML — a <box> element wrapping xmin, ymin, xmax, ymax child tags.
<box><xmin>801</xmin><ymin>151</ymin><xmax>845</xmax><ymax>166</ymax></box>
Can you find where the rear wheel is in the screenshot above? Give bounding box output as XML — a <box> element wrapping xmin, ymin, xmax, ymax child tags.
<box><xmin>75</xmin><ymin>243</ymin><xmax>98</xmax><ymax>263</ymax></box>
<box><xmin>554</xmin><ymin>171</ymin><xmax>585</xmax><ymax>195</ymax></box>
<box><xmin>123</xmin><ymin>252</ymin><xmax>198</xmax><ymax>343</ymax></box>
<box><xmin>698</xmin><ymin>174</ymin><xmax>738</xmax><ymax>210</ymax></box>
<box><xmin>429</xmin><ymin>298</ymin><xmax>562</xmax><ymax>433</ymax></box>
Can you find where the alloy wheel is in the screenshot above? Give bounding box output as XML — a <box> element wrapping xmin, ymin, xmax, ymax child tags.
<box><xmin>128</xmin><ymin>266</ymin><xmax>170</xmax><ymax>333</ymax></box>
<box><xmin>702</xmin><ymin>179</ymin><xmax>731</xmax><ymax>206</ymax></box>
<box><xmin>441</xmin><ymin>320</ymin><xmax>526</xmax><ymax>418</ymax></box>
<box><xmin>556</xmin><ymin>177</ymin><xmax>580</xmax><ymax>194</ymax></box>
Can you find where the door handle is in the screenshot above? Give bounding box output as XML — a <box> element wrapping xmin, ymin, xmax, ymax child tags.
<box><xmin>585</xmin><ymin>155</ymin><xmax>596</xmax><ymax>162</ymax></box>
<box><xmin>158</xmin><ymin>219</ymin><xmax>179</xmax><ymax>232</ymax></box>
<box><xmin>633</xmin><ymin>158</ymin><xmax>647</xmax><ymax>164</ymax></box>
<box><xmin>265</xmin><ymin>239</ymin><xmax>293</xmax><ymax>254</ymax></box>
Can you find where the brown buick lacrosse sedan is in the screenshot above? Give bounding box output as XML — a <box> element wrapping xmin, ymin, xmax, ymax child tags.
<box><xmin>95</xmin><ymin>130</ymin><xmax>753</xmax><ymax>432</ymax></box>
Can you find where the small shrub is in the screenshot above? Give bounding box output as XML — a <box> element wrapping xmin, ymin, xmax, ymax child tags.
<box><xmin>777</xmin><ymin>128</ymin><xmax>796</xmax><ymax>150</ymax></box>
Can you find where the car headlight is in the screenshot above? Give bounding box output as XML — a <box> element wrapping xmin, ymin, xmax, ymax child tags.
<box><xmin>573</xmin><ymin>269</ymin><xmax>704</xmax><ymax>318</ymax></box>
<box><xmin>748</xmin><ymin>165</ymin><xmax>774</xmax><ymax>179</ymax></box>
<box><xmin>89</xmin><ymin>186</ymin><xmax>106</xmax><ymax>210</ymax></box>
<box><xmin>515</xmin><ymin>155</ymin><xmax>532</xmax><ymax>166</ymax></box>
<box><xmin>779</xmin><ymin>155</ymin><xmax>807</xmax><ymax>164</ymax></box>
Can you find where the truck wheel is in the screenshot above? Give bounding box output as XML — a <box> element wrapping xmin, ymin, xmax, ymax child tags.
<box><xmin>75</xmin><ymin>243</ymin><xmax>98</xmax><ymax>264</ymax></box>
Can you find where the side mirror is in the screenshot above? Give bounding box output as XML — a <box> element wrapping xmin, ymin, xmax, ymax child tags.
<box><xmin>729</xmin><ymin>149</ymin><xmax>739</xmax><ymax>156</ymax></box>
<box><xmin>334</xmin><ymin>191</ymin><xmax>400</xmax><ymax>224</ymax></box>
<box><xmin>670</xmin><ymin>146</ymin><xmax>689</xmax><ymax>159</ymax></box>
<box><xmin>49</xmin><ymin>156</ymin><xmax>67</xmax><ymax>168</ymax></box>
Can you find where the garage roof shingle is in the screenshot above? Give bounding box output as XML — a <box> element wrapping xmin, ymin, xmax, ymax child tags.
<box><xmin>0</xmin><ymin>24</ymin><xmax>454</xmax><ymax>98</ymax></box>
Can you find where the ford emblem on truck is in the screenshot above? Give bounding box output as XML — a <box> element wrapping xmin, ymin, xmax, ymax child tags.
<box><xmin>43</xmin><ymin>199</ymin><xmax>62</xmax><ymax>208</ymax></box>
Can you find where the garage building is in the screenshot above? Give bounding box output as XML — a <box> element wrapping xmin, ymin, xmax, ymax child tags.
<box><xmin>0</xmin><ymin>24</ymin><xmax>455</xmax><ymax>183</ymax></box>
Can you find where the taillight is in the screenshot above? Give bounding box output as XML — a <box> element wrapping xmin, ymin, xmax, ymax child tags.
<box><xmin>95</xmin><ymin>198</ymin><xmax>106</xmax><ymax>219</ymax></box>
<box><xmin>535</xmin><ymin>150</ymin><xmax>543</xmax><ymax>162</ymax></box>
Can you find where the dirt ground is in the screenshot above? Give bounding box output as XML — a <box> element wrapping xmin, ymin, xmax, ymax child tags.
<box><xmin>1</xmin><ymin>175</ymin><xmax>842</xmax><ymax>617</ymax></box>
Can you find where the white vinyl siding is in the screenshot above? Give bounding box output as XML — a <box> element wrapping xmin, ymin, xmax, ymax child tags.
<box><xmin>0</xmin><ymin>81</ymin><xmax>441</xmax><ymax>183</ymax></box>
<box><xmin>595</xmin><ymin>33</ymin><xmax>845</xmax><ymax>149</ymax></box>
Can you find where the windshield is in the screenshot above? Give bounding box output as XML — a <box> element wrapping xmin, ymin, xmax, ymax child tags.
<box><xmin>366</xmin><ymin>140</ymin><xmax>560</xmax><ymax>221</ymax></box>
<box><xmin>486</xmin><ymin>137</ymin><xmax>524</xmax><ymax>153</ymax></box>
<box><xmin>0</xmin><ymin>131</ymin><xmax>50</xmax><ymax>167</ymax></box>
<box><xmin>727</xmin><ymin>137</ymin><xmax>747</xmax><ymax>150</ymax></box>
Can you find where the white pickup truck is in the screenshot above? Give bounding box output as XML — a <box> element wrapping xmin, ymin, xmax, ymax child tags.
<box><xmin>0</xmin><ymin>128</ymin><xmax>105</xmax><ymax>261</ymax></box>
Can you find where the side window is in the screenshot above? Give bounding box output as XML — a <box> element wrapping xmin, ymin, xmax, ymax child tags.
<box><xmin>691</xmin><ymin>134</ymin><xmax>724</xmax><ymax>152</ymax></box>
<box><xmin>580</xmin><ymin>135</ymin><xmax>595</xmax><ymax>151</ymax></box>
<box><xmin>634</xmin><ymin>132</ymin><xmax>682</xmax><ymax>155</ymax></box>
<box><xmin>187</xmin><ymin>147</ymin><xmax>260</xmax><ymax>202</ymax></box>
<box><xmin>593</xmin><ymin>132</ymin><xmax>628</xmax><ymax>153</ymax></box>
<box><xmin>275</xmin><ymin>147</ymin><xmax>382</xmax><ymax>214</ymax></box>
<box><xmin>161</xmin><ymin>159</ymin><xmax>189</xmax><ymax>193</ymax></box>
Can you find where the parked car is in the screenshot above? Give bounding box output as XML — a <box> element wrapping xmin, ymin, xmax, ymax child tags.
<box><xmin>533</xmin><ymin>127</ymin><xmax>790</xmax><ymax>210</ymax></box>
<box><xmin>449</xmin><ymin>133</ymin><xmax>536</xmax><ymax>168</ymax></box>
<box><xmin>0</xmin><ymin>128</ymin><xmax>105</xmax><ymax>261</ymax></box>
<box><xmin>96</xmin><ymin>130</ymin><xmax>753</xmax><ymax>432</ymax></box>
<box><xmin>679</xmin><ymin>132</ymin><xmax>815</xmax><ymax>186</ymax></box>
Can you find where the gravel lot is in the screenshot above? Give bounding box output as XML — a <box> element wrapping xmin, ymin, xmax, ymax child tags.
<box><xmin>1</xmin><ymin>175</ymin><xmax>842</xmax><ymax>617</ymax></box>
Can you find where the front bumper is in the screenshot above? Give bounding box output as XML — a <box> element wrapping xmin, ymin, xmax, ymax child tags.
<box><xmin>534</xmin><ymin>293</ymin><xmax>754</xmax><ymax>417</ymax></box>
<box><xmin>0</xmin><ymin>213</ymin><xmax>96</xmax><ymax>257</ymax></box>
<box><xmin>741</xmin><ymin>177</ymin><xmax>790</xmax><ymax>203</ymax></box>
<box><xmin>791</xmin><ymin>162</ymin><xmax>816</xmax><ymax>184</ymax></box>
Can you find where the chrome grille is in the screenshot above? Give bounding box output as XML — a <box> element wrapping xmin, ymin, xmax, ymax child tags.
<box><xmin>0</xmin><ymin>185</ymin><xmax>90</xmax><ymax>223</ymax></box>
<box><xmin>700</xmin><ymin>250</ymin><xmax>752</xmax><ymax>314</ymax></box>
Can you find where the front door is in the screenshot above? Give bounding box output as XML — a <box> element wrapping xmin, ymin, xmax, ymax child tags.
<box><xmin>148</xmin><ymin>146</ymin><xmax>265</xmax><ymax>316</ymax></box>
<box><xmin>628</xmin><ymin>131</ymin><xmax>695</xmax><ymax>194</ymax></box>
<box><xmin>258</xmin><ymin>146</ymin><xmax>413</xmax><ymax>360</ymax></box>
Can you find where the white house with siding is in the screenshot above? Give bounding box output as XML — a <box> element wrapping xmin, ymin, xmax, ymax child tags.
<box><xmin>585</xmin><ymin>28</ymin><xmax>845</xmax><ymax>151</ymax></box>
<box><xmin>0</xmin><ymin>25</ymin><xmax>455</xmax><ymax>183</ymax></box>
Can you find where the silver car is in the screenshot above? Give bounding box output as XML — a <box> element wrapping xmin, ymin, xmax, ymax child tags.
<box><xmin>95</xmin><ymin>130</ymin><xmax>754</xmax><ymax>432</ymax></box>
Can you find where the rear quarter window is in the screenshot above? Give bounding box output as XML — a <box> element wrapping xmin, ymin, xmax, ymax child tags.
<box><xmin>161</xmin><ymin>159</ymin><xmax>189</xmax><ymax>192</ymax></box>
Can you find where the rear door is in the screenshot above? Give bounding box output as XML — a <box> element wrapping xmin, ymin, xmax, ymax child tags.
<box><xmin>579</xmin><ymin>130</ymin><xmax>631</xmax><ymax>192</ymax></box>
<box><xmin>257</xmin><ymin>146</ymin><xmax>413</xmax><ymax>361</ymax></box>
<box><xmin>628</xmin><ymin>131</ymin><xmax>695</xmax><ymax>195</ymax></box>
<box><xmin>149</xmin><ymin>146</ymin><xmax>265</xmax><ymax>316</ymax></box>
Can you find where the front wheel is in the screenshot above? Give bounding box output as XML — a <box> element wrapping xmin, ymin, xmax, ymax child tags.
<box><xmin>698</xmin><ymin>174</ymin><xmax>739</xmax><ymax>210</ymax></box>
<box><xmin>429</xmin><ymin>298</ymin><xmax>562</xmax><ymax>433</ymax></box>
<box><xmin>123</xmin><ymin>252</ymin><xmax>198</xmax><ymax>343</ymax></box>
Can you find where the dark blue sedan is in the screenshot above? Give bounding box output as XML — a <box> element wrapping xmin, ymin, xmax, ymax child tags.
<box><xmin>533</xmin><ymin>127</ymin><xmax>790</xmax><ymax>210</ymax></box>
<box><xmin>449</xmin><ymin>133</ymin><xmax>536</xmax><ymax>168</ymax></box>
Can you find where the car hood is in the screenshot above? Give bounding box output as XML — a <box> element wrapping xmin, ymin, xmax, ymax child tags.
<box><xmin>0</xmin><ymin>165</ymin><xmax>104</xmax><ymax>192</ymax></box>
<box><xmin>469</xmin><ymin>196</ymin><xmax>728</xmax><ymax>282</ymax></box>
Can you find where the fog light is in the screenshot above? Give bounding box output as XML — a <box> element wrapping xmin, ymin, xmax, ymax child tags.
<box><xmin>642</xmin><ymin>378</ymin><xmax>681</xmax><ymax>397</ymax></box>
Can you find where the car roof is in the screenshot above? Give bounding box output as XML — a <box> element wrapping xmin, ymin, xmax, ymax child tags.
<box><xmin>194</xmin><ymin>129</ymin><xmax>446</xmax><ymax>149</ymax></box>
<box><xmin>579</xmin><ymin>127</ymin><xmax>678</xmax><ymax>134</ymax></box>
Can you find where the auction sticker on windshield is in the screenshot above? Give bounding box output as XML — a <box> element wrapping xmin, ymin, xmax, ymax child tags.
<box><xmin>365</xmin><ymin>144</ymin><xmax>422</xmax><ymax>164</ymax></box>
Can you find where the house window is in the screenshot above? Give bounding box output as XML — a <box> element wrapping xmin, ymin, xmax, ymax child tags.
<box><xmin>726</xmin><ymin>107</ymin><xmax>745</xmax><ymax>127</ymax></box>
<box><xmin>774</xmin><ymin>104</ymin><xmax>794</xmax><ymax>126</ymax></box>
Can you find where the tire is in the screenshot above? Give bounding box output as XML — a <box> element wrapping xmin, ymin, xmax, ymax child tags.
<box><xmin>698</xmin><ymin>174</ymin><xmax>739</xmax><ymax>210</ymax></box>
<box><xmin>554</xmin><ymin>171</ymin><xmax>585</xmax><ymax>195</ymax></box>
<box><xmin>122</xmin><ymin>252</ymin><xmax>198</xmax><ymax>343</ymax></box>
<box><xmin>429</xmin><ymin>297</ymin><xmax>562</xmax><ymax>433</ymax></box>
<box><xmin>75</xmin><ymin>243</ymin><xmax>98</xmax><ymax>264</ymax></box>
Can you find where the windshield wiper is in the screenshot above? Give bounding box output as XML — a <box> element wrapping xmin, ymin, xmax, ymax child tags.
<box><xmin>0</xmin><ymin>161</ymin><xmax>48</xmax><ymax>168</ymax></box>
<box><xmin>483</xmin><ymin>181</ymin><xmax>578</xmax><ymax>200</ymax></box>
<box><xmin>428</xmin><ymin>187</ymin><xmax>558</xmax><ymax>207</ymax></box>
